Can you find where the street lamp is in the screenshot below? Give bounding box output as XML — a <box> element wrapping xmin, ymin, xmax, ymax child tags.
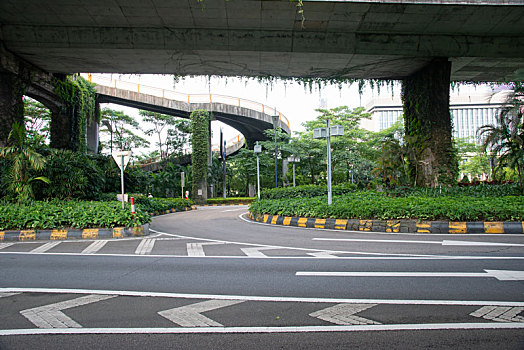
<box><xmin>287</xmin><ymin>155</ymin><xmax>300</xmax><ymax>187</ymax></box>
<box><xmin>254</xmin><ymin>142</ymin><xmax>262</xmax><ymax>200</ymax></box>
<box><xmin>313</xmin><ymin>121</ymin><xmax>344</xmax><ymax>205</ymax></box>
<box><xmin>272</xmin><ymin>112</ymin><xmax>279</xmax><ymax>188</ymax></box>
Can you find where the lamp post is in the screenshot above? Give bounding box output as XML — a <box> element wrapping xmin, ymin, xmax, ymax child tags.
<box><xmin>313</xmin><ymin>122</ymin><xmax>344</xmax><ymax>205</ymax></box>
<box><xmin>272</xmin><ymin>113</ymin><xmax>279</xmax><ymax>188</ymax></box>
<box><xmin>254</xmin><ymin>142</ymin><xmax>262</xmax><ymax>200</ymax></box>
<box><xmin>287</xmin><ymin>155</ymin><xmax>300</xmax><ymax>187</ymax></box>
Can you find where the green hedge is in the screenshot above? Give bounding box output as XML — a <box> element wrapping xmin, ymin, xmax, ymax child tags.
<box><xmin>386</xmin><ymin>184</ymin><xmax>522</xmax><ymax>198</ymax></box>
<box><xmin>0</xmin><ymin>200</ymin><xmax>151</xmax><ymax>230</ymax></box>
<box><xmin>133</xmin><ymin>195</ymin><xmax>194</xmax><ymax>214</ymax></box>
<box><xmin>260</xmin><ymin>183</ymin><xmax>358</xmax><ymax>200</ymax></box>
<box><xmin>206</xmin><ymin>197</ymin><xmax>255</xmax><ymax>204</ymax></box>
<box><xmin>249</xmin><ymin>192</ymin><xmax>524</xmax><ymax>221</ymax></box>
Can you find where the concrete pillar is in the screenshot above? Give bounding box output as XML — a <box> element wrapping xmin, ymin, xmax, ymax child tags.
<box><xmin>50</xmin><ymin>108</ymin><xmax>73</xmax><ymax>150</ymax></box>
<box><xmin>86</xmin><ymin>100</ymin><xmax>100</xmax><ymax>154</ymax></box>
<box><xmin>0</xmin><ymin>72</ymin><xmax>25</xmax><ymax>147</ymax></box>
<box><xmin>401</xmin><ymin>58</ymin><xmax>458</xmax><ymax>187</ymax></box>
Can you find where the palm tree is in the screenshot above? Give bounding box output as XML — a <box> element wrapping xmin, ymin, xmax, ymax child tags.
<box><xmin>0</xmin><ymin>122</ymin><xmax>50</xmax><ymax>200</ymax></box>
<box><xmin>478</xmin><ymin>82</ymin><xmax>524</xmax><ymax>187</ymax></box>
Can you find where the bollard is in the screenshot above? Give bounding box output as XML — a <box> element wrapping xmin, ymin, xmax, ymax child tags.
<box><xmin>130</xmin><ymin>197</ymin><xmax>135</xmax><ymax>215</ymax></box>
<box><xmin>185</xmin><ymin>191</ymin><xmax>189</xmax><ymax>200</ymax></box>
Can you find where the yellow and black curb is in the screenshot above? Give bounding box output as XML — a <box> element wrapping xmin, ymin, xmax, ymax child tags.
<box><xmin>0</xmin><ymin>224</ymin><xmax>149</xmax><ymax>242</ymax></box>
<box><xmin>248</xmin><ymin>213</ymin><xmax>524</xmax><ymax>234</ymax></box>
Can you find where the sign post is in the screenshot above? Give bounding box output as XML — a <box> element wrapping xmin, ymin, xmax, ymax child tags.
<box><xmin>112</xmin><ymin>151</ymin><xmax>132</xmax><ymax>209</ymax></box>
<box><xmin>181</xmin><ymin>171</ymin><xmax>185</xmax><ymax>199</ymax></box>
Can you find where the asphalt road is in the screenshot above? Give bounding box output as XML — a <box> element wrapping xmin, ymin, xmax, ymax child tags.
<box><xmin>1</xmin><ymin>205</ymin><xmax>523</xmax><ymax>349</ymax></box>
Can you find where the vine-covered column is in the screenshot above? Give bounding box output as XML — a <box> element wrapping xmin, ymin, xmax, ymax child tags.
<box><xmin>401</xmin><ymin>58</ymin><xmax>458</xmax><ymax>187</ymax></box>
<box><xmin>0</xmin><ymin>72</ymin><xmax>26</xmax><ymax>147</ymax></box>
<box><xmin>191</xmin><ymin>109</ymin><xmax>210</xmax><ymax>204</ymax></box>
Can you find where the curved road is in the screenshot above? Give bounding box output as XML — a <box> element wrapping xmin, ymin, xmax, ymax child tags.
<box><xmin>1</xmin><ymin>205</ymin><xmax>523</xmax><ymax>349</ymax></box>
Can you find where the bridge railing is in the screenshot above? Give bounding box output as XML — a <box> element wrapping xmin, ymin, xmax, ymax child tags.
<box><xmin>84</xmin><ymin>74</ymin><xmax>290</xmax><ymax>128</ymax></box>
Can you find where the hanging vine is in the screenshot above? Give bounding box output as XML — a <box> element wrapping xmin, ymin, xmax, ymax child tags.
<box><xmin>190</xmin><ymin>109</ymin><xmax>209</xmax><ymax>201</ymax></box>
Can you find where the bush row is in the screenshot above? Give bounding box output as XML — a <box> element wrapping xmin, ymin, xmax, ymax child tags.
<box><xmin>260</xmin><ymin>183</ymin><xmax>358</xmax><ymax>200</ymax></box>
<box><xmin>386</xmin><ymin>183</ymin><xmax>522</xmax><ymax>198</ymax></box>
<box><xmin>0</xmin><ymin>200</ymin><xmax>151</xmax><ymax>231</ymax></box>
<box><xmin>206</xmin><ymin>197</ymin><xmax>255</xmax><ymax>204</ymax></box>
<box><xmin>132</xmin><ymin>195</ymin><xmax>194</xmax><ymax>213</ymax></box>
<box><xmin>249</xmin><ymin>192</ymin><xmax>524</xmax><ymax>222</ymax></box>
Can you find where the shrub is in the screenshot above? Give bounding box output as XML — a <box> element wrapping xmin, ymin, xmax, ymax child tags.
<box><xmin>132</xmin><ymin>195</ymin><xmax>194</xmax><ymax>213</ymax></box>
<box><xmin>0</xmin><ymin>200</ymin><xmax>151</xmax><ymax>230</ymax></box>
<box><xmin>260</xmin><ymin>183</ymin><xmax>358</xmax><ymax>200</ymax></box>
<box><xmin>206</xmin><ymin>197</ymin><xmax>255</xmax><ymax>204</ymax></box>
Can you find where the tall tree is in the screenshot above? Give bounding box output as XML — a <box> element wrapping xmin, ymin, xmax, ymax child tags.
<box><xmin>139</xmin><ymin>110</ymin><xmax>177</xmax><ymax>159</ymax></box>
<box><xmin>23</xmin><ymin>97</ymin><xmax>51</xmax><ymax>147</ymax></box>
<box><xmin>100</xmin><ymin>108</ymin><xmax>149</xmax><ymax>152</ymax></box>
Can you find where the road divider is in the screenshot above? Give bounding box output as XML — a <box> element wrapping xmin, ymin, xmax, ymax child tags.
<box><xmin>248</xmin><ymin>213</ymin><xmax>524</xmax><ymax>234</ymax></box>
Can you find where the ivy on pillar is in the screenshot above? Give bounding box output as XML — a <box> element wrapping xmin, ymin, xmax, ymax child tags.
<box><xmin>191</xmin><ymin>109</ymin><xmax>210</xmax><ymax>204</ymax></box>
<box><xmin>0</xmin><ymin>72</ymin><xmax>26</xmax><ymax>147</ymax></box>
<box><xmin>401</xmin><ymin>58</ymin><xmax>458</xmax><ymax>187</ymax></box>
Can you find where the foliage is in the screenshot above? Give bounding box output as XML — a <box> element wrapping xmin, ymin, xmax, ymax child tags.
<box><xmin>249</xmin><ymin>191</ymin><xmax>524</xmax><ymax>222</ymax></box>
<box><xmin>190</xmin><ymin>110</ymin><xmax>209</xmax><ymax>201</ymax></box>
<box><xmin>206</xmin><ymin>197</ymin><xmax>255</xmax><ymax>204</ymax></box>
<box><xmin>478</xmin><ymin>82</ymin><xmax>524</xmax><ymax>188</ymax></box>
<box><xmin>0</xmin><ymin>122</ymin><xmax>50</xmax><ymax>201</ymax></box>
<box><xmin>139</xmin><ymin>110</ymin><xmax>178</xmax><ymax>159</ymax></box>
<box><xmin>99</xmin><ymin>108</ymin><xmax>149</xmax><ymax>152</ymax></box>
<box><xmin>261</xmin><ymin>183</ymin><xmax>357</xmax><ymax>200</ymax></box>
<box><xmin>132</xmin><ymin>195</ymin><xmax>194</xmax><ymax>214</ymax></box>
<box><xmin>0</xmin><ymin>200</ymin><xmax>151</xmax><ymax>230</ymax></box>
<box><xmin>23</xmin><ymin>97</ymin><xmax>51</xmax><ymax>147</ymax></box>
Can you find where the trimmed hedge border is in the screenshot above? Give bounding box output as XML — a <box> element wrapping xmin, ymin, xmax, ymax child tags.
<box><xmin>201</xmin><ymin>203</ymin><xmax>251</xmax><ymax>207</ymax></box>
<box><xmin>248</xmin><ymin>212</ymin><xmax>524</xmax><ymax>234</ymax></box>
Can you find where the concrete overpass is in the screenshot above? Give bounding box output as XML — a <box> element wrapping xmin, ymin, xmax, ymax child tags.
<box><xmin>88</xmin><ymin>74</ymin><xmax>290</xmax><ymax>147</ymax></box>
<box><xmin>0</xmin><ymin>0</ymin><xmax>523</xmax><ymax>81</ymax></box>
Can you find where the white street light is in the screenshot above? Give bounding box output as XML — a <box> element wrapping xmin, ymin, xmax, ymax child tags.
<box><xmin>272</xmin><ymin>113</ymin><xmax>280</xmax><ymax>188</ymax></box>
<box><xmin>287</xmin><ymin>155</ymin><xmax>300</xmax><ymax>187</ymax></box>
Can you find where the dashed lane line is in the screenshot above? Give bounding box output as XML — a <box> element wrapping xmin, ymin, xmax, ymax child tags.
<box><xmin>81</xmin><ymin>240</ymin><xmax>108</xmax><ymax>254</ymax></box>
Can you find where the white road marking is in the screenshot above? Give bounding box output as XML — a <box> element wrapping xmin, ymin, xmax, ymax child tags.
<box><xmin>307</xmin><ymin>251</ymin><xmax>339</xmax><ymax>258</ymax></box>
<box><xmin>0</xmin><ymin>243</ymin><xmax>14</xmax><ymax>250</ymax></box>
<box><xmin>186</xmin><ymin>242</ymin><xmax>224</xmax><ymax>256</ymax></box>
<box><xmin>30</xmin><ymin>242</ymin><xmax>61</xmax><ymax>253</ymax></box>
<box><xmin>296</xmin><ymin>269</ymin><xmax>524</xmax><ymax>281</ymax></box>
<box><xmin>471</xmin><ymin>306</ymin><xmax>524</xmax><ymax>322</ymax></box>
<box><xmin>314</xmin><ymin>238</ymin><xmax>524</xmax><ymax>247</ymax></box>
<box><xmin>3</xmin><ymin>287</ymin><xmax>524</xmax><ymax>307</ymax></box>
<box><xmin>158</xmin><ymin>299</ymin><xmax>245</xmax><ymax>327</ymax></box>
<box><xmin>82</xmin><ymin>240</ymin><xmax>108</xmax><ymax>254</ymax></box>
<box><xmin>310</xmin><ymin>303</ymin><xmax>380</xmax><ymax>325</ymax></box>
<box><xmin>222</xmin><ymin>208</ymin><xmax>246</xmax><ymax>212</ymax></box>
<box><xmin>135</xmin><ymin>238</ymin><xmax>156</xmax><ymax>255</ymax></box>
<box><xmin>0</xmin><ymin>292</ymin><xmax>20</xmax><ymax>298</ymax></box>
<box><xmin>240</xmin><ymin>247</ymin><xmax>275</xmax><ymax>257</ymax></box>
<box><xmin>2</xmin><ymin>322</ymin><xmax>524</xmax><ymax>336</ymax></box>
<box><xmin>20</xmin><ymin>294</ymin><xmax>117</xmax><ymax>328</ymax></box>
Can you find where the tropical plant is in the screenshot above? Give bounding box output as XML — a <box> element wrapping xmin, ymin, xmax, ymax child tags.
<box><xmin>478</xmin><ymin>82</ymin><xmax>524</xmax><ymax>188</ymax></box>
<box><xmin>23</xmin><ymin>97</ymin><xmax>51</xmax><ymax>147</ymax></box>
<box><xmin>140</xmin><ymin>110</ymin><xmax>178</xmax><ymax>159</ymax></box>
<box><xmin>0</xmin><ymin>122</ymin><xmax>50</xmax><ymax>200</ymax></box>
<box><xmin>100</xmin><ymin>108</ymin><xmax>150</xmax><ymax>152</ymax></box>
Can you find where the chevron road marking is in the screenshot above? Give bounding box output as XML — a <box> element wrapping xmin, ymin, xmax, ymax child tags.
<box><xmin>20</xmin><ymin>294</ymin><xmax>117</xmax><ymax>328</ymax></box>
<box><xmin>30</xmin><ymin>242</ymin><xmax>61</xmax><ymax>253</ymax></box>
<box><xmin>240</xmin><ymin>246</ymin><xmax>276</xmax><ymax>257</ymax></box>
<box><xmin>158</xmin><ymin>300</ymin><xmax>245</xmax><ymax>327</ymax></box>
<box><xmin>0</xmin><ymin>243</ymin><xmax>14</xmax><ymax>250</ymax></box>
<box><xmin>296</xmin><ymin>270</ymin><xmax>524</xmax><ymax>281</ymax></box>
<box><xmin>307</xmin><ymin>251</ymin><xmax>339</xmax><ymax>258</ymax></box>
<box><xmin>470</xmin><ymin>306</ymin><xmax>524</xmax><ymax>322</ymax></box>
<box><xmin>135</xmin><ymin>238</ymin><xmax>156</xmax><ymax>255</ymax></box>
<box><xmin>81</xmin><ymin>240</ymin><xmax>108</xmax><ymax>254</ymax></box>
<box><xmin>186</xmin><ymin>242</ymin><xmax>225</xmax><ymax>256</ymax></box>
<box><xmin>309</xmin><ymin>303</ymin><xmax>381</xmax><ymax>325</ymax></box>
<box><xmin>0</xmin><ymin>292</ymin><xmax>20</xmax><ymax>298</ymax></box>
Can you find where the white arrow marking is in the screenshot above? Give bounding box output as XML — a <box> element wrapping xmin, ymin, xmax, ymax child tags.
<box><xmin>307</xmin><ymin>251</ymin><xmax>339</xmax><ymax>258</ymax></box>
<box><xmin>158</xmin><ymin>300</ymin><xmax>245</xmax><ymax>327</ymax></box>
<box><xmin>310</xmin><ymin>303</ymin><xmax>381</xmax><ymax>325</ymax></box>
<box><xmin>20</xmin><ymin>294</ymin><xmax>117</xmax><ymax>328</ymax></box>
<box><xmin>296</xmin><ymin>269</ymin><xmax>524</xmax><ymax>281</ymax></box>
<box><xmin>30</xmin><ymin>242</ymin><xmax>61</xmax><ymax>253</ymax></box>
<box><xmin>442</xmin><ymin>240</ymin><xmax>524</xmax><ymax>247</ymax></box>
<box><xmin>135</xmin><ymin>239</ymin><xmax>156</xmax><ymax>255</ymax></box>
<box><xmin>0</xmin><ymin>243</ymin><xmax>14</xmax><ymax>250</ymax></box>
<box><xmin>240</xmin><ymin>247</ymin><xmax>275</xmax><ymax>257</ymax></box>
<box><xmin>470</xmin><ymin>306</ymin><xmax>524</xmax><ymax>322</ymax></box>
<box><xmin>314</xmin><ymin>238</ymin><xmax>524</xmax><ymax>247</ymax></box>
<box><xmin>186</xmin><ymin>242</ymin><xmax>225</xmax><ymax>256</ymax></box>
<box><xmin>82</xmin><ymin>240</ymin><xmax>108</xmax><ymax>254</ymax></box>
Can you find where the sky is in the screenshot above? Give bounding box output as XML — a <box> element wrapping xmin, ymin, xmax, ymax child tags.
<box><xmin>97</xmin><ymin>73</ymin><xmax>493</xmax><ymax>158</ymax></box>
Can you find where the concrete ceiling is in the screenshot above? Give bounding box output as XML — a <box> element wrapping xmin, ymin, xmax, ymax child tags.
<box><xmin>1</xmin><ymin>0</ymin><xmax>523</xmax><ymax>81</ymax></box>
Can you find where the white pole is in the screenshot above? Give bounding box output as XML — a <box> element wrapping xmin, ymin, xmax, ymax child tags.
<box><xmin>326</xmin><ymin>119</ymin><xmax>332</xmax><ymax>205</ymax></box>
<box><xmin>256</xmin><ymin>153</ymin><xmax>261</xmax><ymax>200</ymax></box>
<box><xmin>293</xmin><ymin>161</ymin><xmax>296</xmax><ymax>187</ymax></box>
<box><xmin>120</xmin><ymin>155</ymin><xmax>125</xmax><ymax>209</ymax></box>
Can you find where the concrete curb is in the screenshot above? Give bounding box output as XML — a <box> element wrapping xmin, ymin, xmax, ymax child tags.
<box><xmin>201</xmin><ymin>203</ymin><xmax>252</xmax><ymax>207</ymax></box>
<box><xmin>0</xmin><ymin>224</ymin><xmax>150</xmax><ymax>242</ymax></box>
<box><xmin>247</xmin><ymin>213</ymin><xmax>524</xmax><ymax>234</ymax></box>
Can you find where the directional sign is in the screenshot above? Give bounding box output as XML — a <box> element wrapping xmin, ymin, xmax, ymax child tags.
<box><xmin>111</xmin><ymin>151</ymin><xmax>132</xmax><ymax>171</ymax></box>
<box><xmin>296</xmin><ymin>270</ymin><xmax>524</xmax><ymax>281</ymax></box>
<box><xmin>310</xmin><ymin>303</ymin><xmax>380</xmax><ymax>325</ymax></box>
<box><xmin>158</xmin><ymin>300</ymin><xmax>245</xmax><ymax>327</ymax></box>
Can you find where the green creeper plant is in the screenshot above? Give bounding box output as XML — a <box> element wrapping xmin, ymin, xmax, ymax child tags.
<box><xmin>190</xmin><ymin>110</ymin><xmax>209</xmax><ymax>202</ymax></box>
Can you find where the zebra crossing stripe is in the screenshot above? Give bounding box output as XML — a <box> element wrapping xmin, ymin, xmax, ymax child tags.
<box><xmin>82</xmin><ymin>240</ymin><xmax>108</xmax><ymax>254</ymax></box>
<box><xmin>30</xmin><ymin>242</ymin><xmax>61</xmax><ymax>253</ymax></box>
<box><xmin>135</xmin><ymin>239</ymin><xmax>156</xmax><ymax>255</ymax></box>
<box><xmin>0</xmin><ymin>243</ymin><xmax>14</xmax><ymax>250</ymax></box>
